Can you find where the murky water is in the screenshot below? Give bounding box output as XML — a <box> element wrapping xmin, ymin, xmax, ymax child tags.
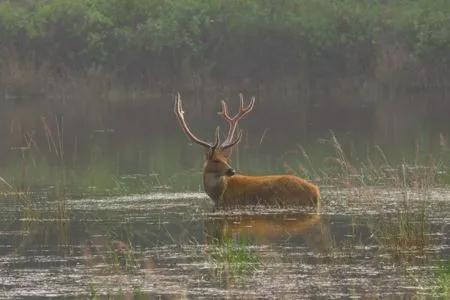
<box><xmin>0</xmin><ymin>187</ymin><xmax>449</xmax><ymax>299</ymax></box>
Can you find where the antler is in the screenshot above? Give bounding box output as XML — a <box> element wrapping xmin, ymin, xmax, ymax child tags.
<box><xmin>218</xmin><ymin>93</ymin><xmax>255</xmax><ymax>149</ymax></box>
<box><xmin>174</xmin><ymin>93</ymin><xmax>220</xmax><ymax>149</ymax></box>
<box><xmin>174</xmin><ymin>93</ymin><xmax>245</xmax><ymax>152</ymax></box>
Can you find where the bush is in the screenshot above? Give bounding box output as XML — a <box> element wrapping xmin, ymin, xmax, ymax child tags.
<box><xmin>1</xmin><ymin>0</ymin><xmax>450</xmax><ymax>79</ymax></box>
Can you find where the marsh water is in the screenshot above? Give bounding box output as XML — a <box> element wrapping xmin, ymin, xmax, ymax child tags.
<box><xmin>0</xmin><ymin>186</ymin><xmax>449</xmax><ymax>299</ymax></box>
<box><xmin>0</xmin><ymin>92</ymin><xmax>450</xmax><ymax>299</ymax></box>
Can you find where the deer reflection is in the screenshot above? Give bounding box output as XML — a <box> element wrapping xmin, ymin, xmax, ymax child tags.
<box><xmin>202</xmin><ymin>210</ymin><xmax>332</xmax><ymax>290</ymax></box>
<box><xmin>205</xmin><ymin>212</ymin><xmax>322</xmax><ymax>243</ymax></box>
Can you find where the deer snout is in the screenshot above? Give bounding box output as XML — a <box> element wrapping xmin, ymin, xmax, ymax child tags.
<box><xmin>226</xmin><ymin>168</ymin><xmax>236</xmax><ymax>176</ymax></box>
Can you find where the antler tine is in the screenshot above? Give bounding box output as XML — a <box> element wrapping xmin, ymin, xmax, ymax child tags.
<box><xmin>174</xmin><ymin>93</ymin><xmax>214</xmax><ymax>149</ymax></box>
<box><xmin>219</xmin><ymin>100</ymin><xmax>229</xmax><ymax>120</ymax></box>
<box><xmin>218</xmin><ymin>94</ymin><xmax>255</xmax><ymax>148</ymax></box>
<box><xmin>239</xmin><ymin>93</ymin><xmax>244</xmax><ymax>111</ymax></box>
<box><xmin>241</xmin><ymin>93</ymin><xmax>255</xmax><ymax>113</ymax></box>
<box><xmin>221</xmin><ymin>129</ymin><xmax>243</xmax><ymax>151</ymax></box>
<box><xmin>210</xmin><ymin>127</ymin><xmax>220</xmax><ymax>151</ymax></box>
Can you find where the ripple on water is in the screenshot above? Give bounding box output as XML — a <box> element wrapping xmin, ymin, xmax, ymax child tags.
<box><xmin>0</xmin><ymin>187</ymin><xmax>448</xmax><ymax>298</ymax></box>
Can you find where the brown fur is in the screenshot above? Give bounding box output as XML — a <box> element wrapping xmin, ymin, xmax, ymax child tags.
<box><xmin>202</xmin><ymin>150</ymin><xmax>320</xmax><ymax>207</ymax></box>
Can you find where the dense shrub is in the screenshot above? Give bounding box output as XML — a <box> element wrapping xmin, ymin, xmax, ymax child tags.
<box><xmin>1</xmin><ymin>0</ymin><xmax>450</xmax><ymax>80</ymax></box>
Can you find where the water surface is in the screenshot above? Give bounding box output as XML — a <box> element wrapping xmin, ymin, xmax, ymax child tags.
<box><xmin>0</xmin><ymin>187</ymin><xmax>449</xmax><ymax>299</ymax></box>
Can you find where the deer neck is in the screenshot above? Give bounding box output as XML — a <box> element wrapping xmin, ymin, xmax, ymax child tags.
<box><xmin>203</xmin><ymin>171</ymin><xmax>228</xmax><ymax>203</ymax></box>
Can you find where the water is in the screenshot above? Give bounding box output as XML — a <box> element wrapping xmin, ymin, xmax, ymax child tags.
<box><xmin>0</xmin><ymin>187</ymin><xmax>449</xmax><ymax>299</ymax></box>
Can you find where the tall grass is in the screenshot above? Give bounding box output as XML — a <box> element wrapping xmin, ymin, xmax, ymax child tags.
<box><xmin>288</xmin><ymin>131</ymin><xmax>447</xmax><ymax>189</ymax></box>
<box><xmin>286</xmin><ymin>131</ymin><xmax>447</xmax><ymax>260</ymax></box>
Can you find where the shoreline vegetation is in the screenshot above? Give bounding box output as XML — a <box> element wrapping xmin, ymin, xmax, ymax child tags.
<box><xmin>2</xmin><ymin>0</ymin><xmax>450</xmax><ymax>81</ymax></box>
<box><xmin>2</xmin><ymin>0</ymin><xmax>450</xmax><ymax>105</ymax></box>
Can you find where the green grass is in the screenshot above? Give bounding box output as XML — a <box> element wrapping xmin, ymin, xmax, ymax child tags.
<box><xmin>206</xmin><ymin>233</ymin><xmax>259</xmax><ymax>286</ymax></box>
<box><xmin>432</xmin><ymin>259</ymin><xmax>450</xmax><ymax>297</ymax></box>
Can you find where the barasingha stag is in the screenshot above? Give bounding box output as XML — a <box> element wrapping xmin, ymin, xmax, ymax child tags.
<box><xmin>174</xmin><ymin>93</ymin><xmax>320</xmax><ymax>208</ymax></box>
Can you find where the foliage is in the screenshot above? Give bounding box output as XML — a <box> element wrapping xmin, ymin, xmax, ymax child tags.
<box><xmin>1</xmin><ymin>0</ymin><xmax>450</xmax><ymax>80</ymax></box>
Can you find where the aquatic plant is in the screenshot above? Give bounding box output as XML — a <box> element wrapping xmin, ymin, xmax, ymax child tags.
<box><xmin>206</xmin><ymin>233</ymin><xmax>259</xmax><ymax>286</ymax></box>
<box><xmin>427</xmin><ymin>259</ymin><xmax>450</xmax><ymax>298</ymax></box>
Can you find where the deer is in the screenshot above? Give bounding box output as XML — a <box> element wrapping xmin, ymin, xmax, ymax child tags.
<box><xmin>174</xmin><ymin>93</ymin><xmax>320</xmax><ymax>208</ymax></box>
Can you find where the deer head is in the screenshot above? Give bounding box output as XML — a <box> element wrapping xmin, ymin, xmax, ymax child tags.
<box><xmin>174</xmin><ymin>93</ymin><xmax>255</xmax><ymax>175</ymax></box>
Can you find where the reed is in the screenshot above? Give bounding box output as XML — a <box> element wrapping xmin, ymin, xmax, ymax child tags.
<box><xmin>286</xmin><ymin>131</ymin><xmax>446</xmax><ymax>265</ymax></box>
